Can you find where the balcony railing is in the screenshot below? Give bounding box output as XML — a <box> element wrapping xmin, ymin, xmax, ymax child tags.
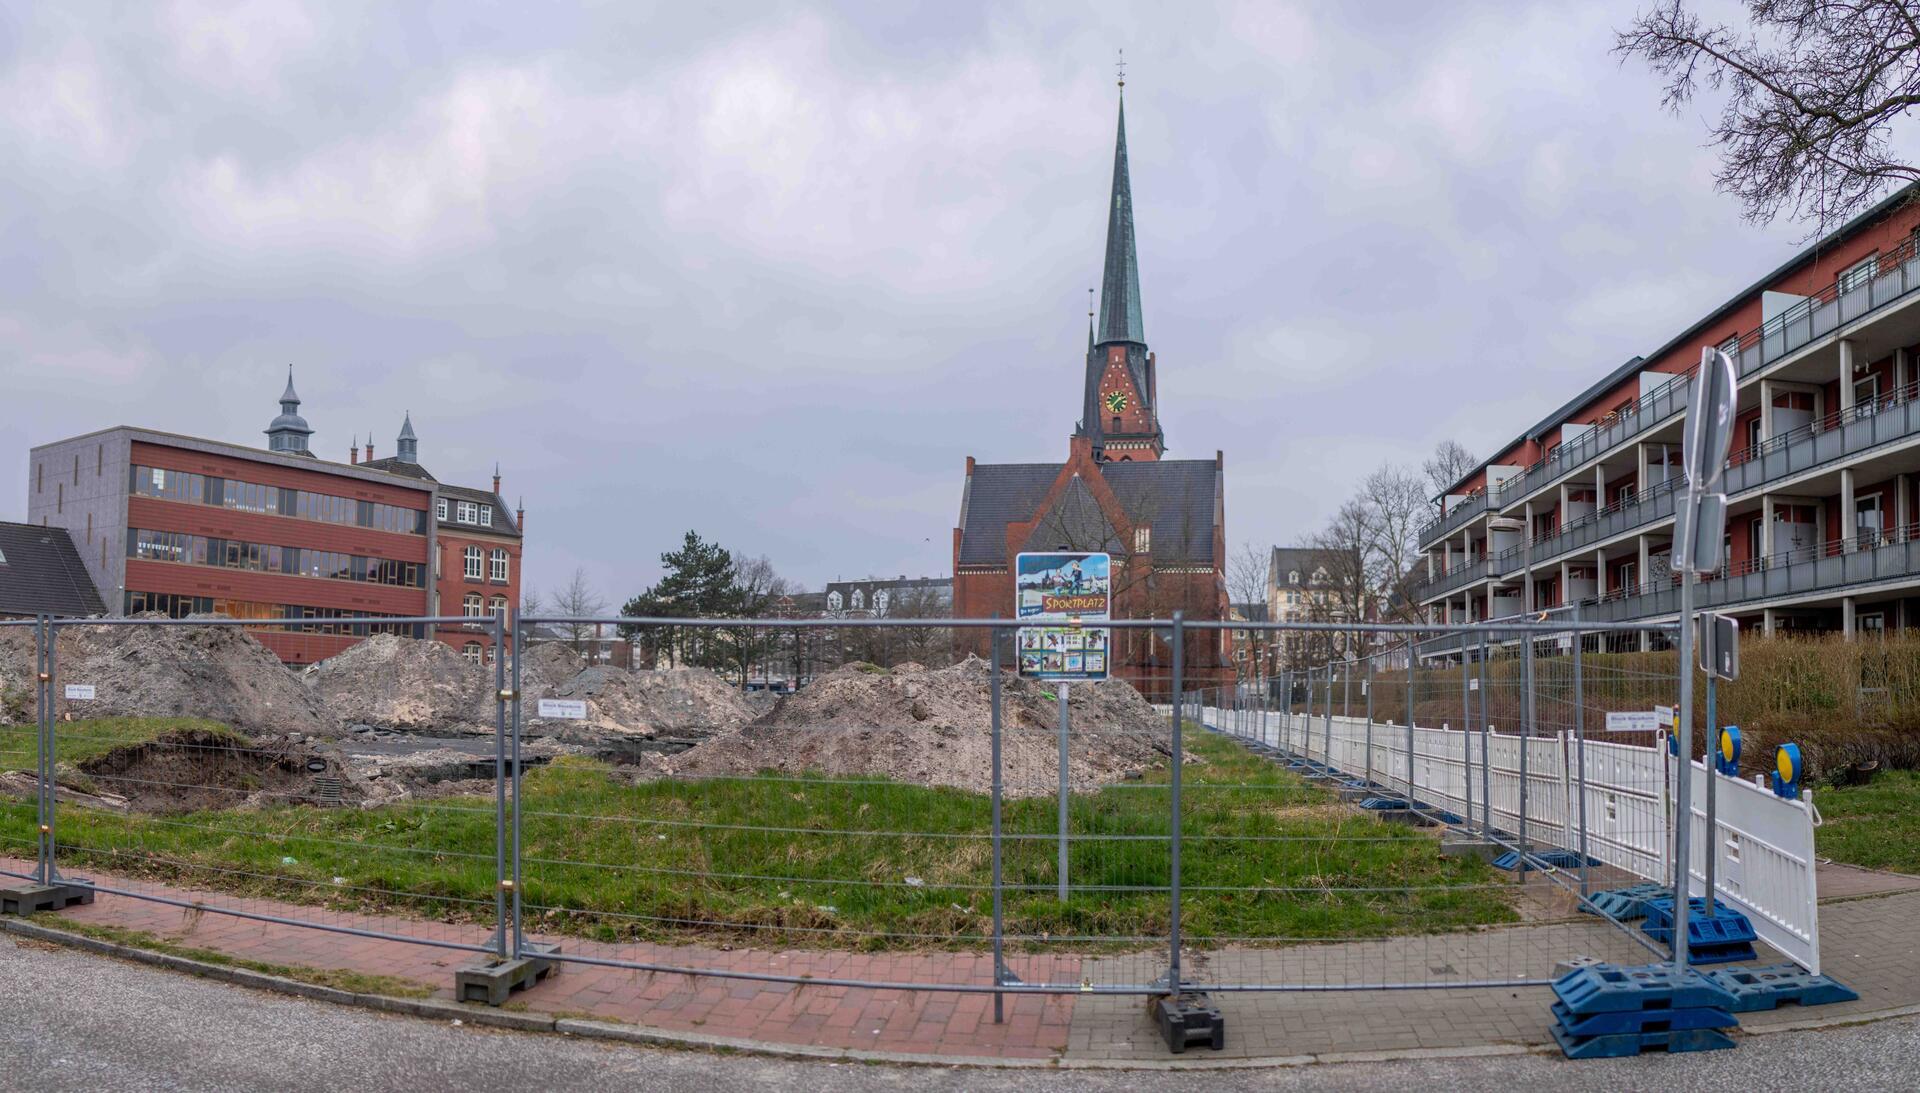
<box><xmin>1577</xmin><ymin>524</ymin><xmax>1920</xmax><ymax>623</ymax></box>
<box><xmin>1487</xmin><ymin>232</ymin><xmax>1920</xmax><ymax>519</ymax></box>
<box><xmin>1415</xmin><ymin>556</ymin><xmax>1494</xmax><ymax>602</ymax></box>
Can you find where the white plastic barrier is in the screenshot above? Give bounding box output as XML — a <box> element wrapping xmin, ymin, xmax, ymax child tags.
<box><xmin>1180</xmin><ymin>702</ymin><xmax>1823</xmax><ymax>973</ymax></box>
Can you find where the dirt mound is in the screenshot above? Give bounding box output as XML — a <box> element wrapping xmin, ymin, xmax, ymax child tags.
<box><xmin>73</xmin><ymin>728</ymin><xmax>360</xmax><ymax>813</ymax></box>
<box><xmin>535</xmin><ymin>666</ymin><xmax>756</xmax><ymax>747</ymax></box>
<box><xmin>673</xmin><ymin>657</ymin><xmax>1170</xmax><ymax>795</ymax></box>
<box><xmin>0</xmin><ymin>621</ymin><xmax>335</xmax><ymax>738</ymax></box>
<box><xmin>303</xmin><ymin>634</ymin><xmax>494</xmax><ymax>733</ymax></box>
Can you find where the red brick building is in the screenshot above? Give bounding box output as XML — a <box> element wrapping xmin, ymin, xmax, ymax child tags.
<box><xmin>26</xmin><ymin>376</ymin><xmax>435</xmax><ymax>663</ymax></box>
<box><xmin>360</xmin><ymin>416</ymin><xmax>523</xmax><ymax>666</ymax></box>
<box><xmin>952</xmin><ymin>91</ymin><xmax>1232</xmax><ymax>698</ymax></box>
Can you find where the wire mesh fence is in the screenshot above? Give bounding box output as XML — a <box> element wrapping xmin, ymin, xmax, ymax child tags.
<box><xmin>0</xmin><ymin>610</ymin><xmax>1824</xmax><ymax>1010</ymax></box>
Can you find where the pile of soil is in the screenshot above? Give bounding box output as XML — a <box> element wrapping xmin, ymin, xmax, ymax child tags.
<box><xmin>0</xmin><ymin>621</ymin><xmax>335</xmax><ymax>739</ymax></box>
<box><xmin>673</xmin><ymin>657</ymin><xmax>1170</xmax><ymax>795</ymax></box>
<box><xmin>534</xmin><ymin>666</ymin><xmax>757</xmax><ymax>748</ymax></box>
<box><xmin>72</xmin><ymin>728</ymin><xmax>361</xmax><ymax>813</ymax></box>
<box><xmin>303</xmin><ymin>634</ymin><xmax>493</xmax><ymax>733</ymax></box>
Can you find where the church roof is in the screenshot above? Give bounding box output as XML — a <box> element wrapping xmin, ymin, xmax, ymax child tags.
<box><xmin>360</xmin><ymin>456</ymin><xmax>437</xmax><ymax>482</ymax></box>
<box><xmin>957</xmin><ymin>459</ymin><xmax>1218</xmax><ymax>567</ymax></box>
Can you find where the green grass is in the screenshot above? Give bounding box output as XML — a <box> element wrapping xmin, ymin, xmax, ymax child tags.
<box><xmin>0</xmin><ymin>716</ymin><xmax>246</xmax><ymax>772</ymax></box>
<box><xmin>0</xmin><ymin>719</ymin><xmax>1517</xmax><ymax>951</ymax></box>
<box><xmin>1814</xmin><ymin>769</ymin><xmax>1920</xmax><ymax>874</ymax></box>
<box><xmin>32</xmin><ymin>917</ymin><xmax>434</xmax><ymax>997</ymax></box>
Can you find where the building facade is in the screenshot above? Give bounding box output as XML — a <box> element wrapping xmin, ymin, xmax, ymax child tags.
<box><xmin>952</xmin><ymin>89</ymin><xmax>1233</xmax><ymax>698</ymax></box>
<box><xmin>822</xmin><ymin>576</ymin><xmax>951</xmax><ymax>618</ymax></box>
<box><xmin>1417</xmin><ymin>187</ymin><xmax>1920</xmax><ymax>656</ymax></box>
<box><xmin>27</xmin><ymin>386</ymin><xmax>435</xmax><ymax>663</ymax></box>
<box><xmin>360</xmin><ymin>416</ymin><xmax>524</xmax><ymax>665</ymax></box>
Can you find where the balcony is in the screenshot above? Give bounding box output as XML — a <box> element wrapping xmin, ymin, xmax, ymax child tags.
<box><xmin>1419</xmin><ymin>488</ymin><xmax>1492</xmax><ymax>550</ymax></box>
<box><xmin>1496</xmin><ymin>234</ymin><xmax>1920</xmax><ymax>517</ymax></box>
<box><xmin>1580</xmin><ymin>525</ymin><xmax>1920</xmax><ymax>623</ymax></box>
<box><xmin>1496</xmin><ymin>380</ymin><xmax>1920</xmax><ymax>576</ymax></box>
<box><xmin>1416</xmin><ymin>557</ymin><xmax>1494</xmax><ymax>603</ymax></box>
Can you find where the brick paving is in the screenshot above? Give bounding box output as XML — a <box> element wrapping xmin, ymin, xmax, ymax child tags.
<box><xmin>3</xmin><ymin>857</ymin><xmax>1916</xmax><ymax>1062</ymax></box>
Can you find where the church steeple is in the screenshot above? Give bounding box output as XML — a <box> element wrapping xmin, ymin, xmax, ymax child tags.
<box><xmin>1095</xmin><ymin>93</ymin><xmax>1145</xmax><ymax>349</ymax></box>
<box><xmin>1075</xmin><ymin>81</ymin><xmax>1163</xmax><ymax>463</ymax></box>
<box><xmin>396</xmin><ymin>411</ymin><xmax>419</xmax><ymax>464</ymax></box>
<box><xmin>265</xmin><ymin>365</ymin><xmax>314</xmax><ymax>455</ymax></box>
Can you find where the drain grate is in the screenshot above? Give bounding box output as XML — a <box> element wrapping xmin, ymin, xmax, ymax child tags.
<box><xmin>311</xmin><ymin>775</ymin><xmax>345</xmax><ymax>806</ymax></box>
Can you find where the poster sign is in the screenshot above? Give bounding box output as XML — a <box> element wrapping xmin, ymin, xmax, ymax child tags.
<box><xmin>1014</xmin><ymin>551</ymin><xmax>1111</xmax><ymax>681</ymax></box>
<box><xmin>536</xmin><ymin>699</ymin><xmax>588</xmax><ymax>720</ymax></box>
<box><xmin>63</xmin><ymin>684</ymin><xmax>96</xmax><ymax>701</ymax></box>
<box><xmin>1605</xmin><ymin>710</ymin><xmax>1662</xmax><ymax>733</ymax></box>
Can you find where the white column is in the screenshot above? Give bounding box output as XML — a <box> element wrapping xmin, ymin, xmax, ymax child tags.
<box><xmin>1595</xmin><ymin>464</ymin><xmax>1607</xmax><ymax>507</ymax></box>
<box><xmin>1842</xmin><ymin>468</ymin><xmax>1857</xmax><ymax>552</ymax></box>
<box><xmin>1763</xmin><ymin>607</ymin><xmax>1777</xmax><ymax>636</ymax></box>
<box><xmin>1762</xmin><ymin>495</ymin><xmax>1776</xmax><ymax>564</ymax></box>
<box><xmin>1844</xmin><ymin>595</ymin><xmax>1857</xmax><ymax>639</ymax></box>
<box><xmin>1840</xmin><ymin>339</ymin><xmax>1857</xmax><ymax>414</ymax></box>
<box><xmin>1636</xmin><ymin>442</ymin><xmax>1650</xmax><ymax>488</ymax></box>
<box><xmin>1758</xmin><ymin>379</ymin><xmax>1775</xmax><ymax>443</ymax></box>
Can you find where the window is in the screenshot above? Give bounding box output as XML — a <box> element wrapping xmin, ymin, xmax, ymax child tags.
<box><xmin>827</xmin><ymin>591</ymin><xmax>843</xmax><ymax>612</ymax></box>
<box><xmin>456</xmin><ymin>501</ymin><xmax>478</xmax><ymax>524</ymax></box>
<box><xmin>1746</xmin><ymin>416</ymin><xmax>1762</xmax><ymax>455</ymax></box>
<box><xmin>436</xmin><ymin>498</ymin><xmax>449</xmax><ymax>521</ymax></box>
<box><xmin>874</xmin><ymin>589</ymin><xmax>890</xmax><ymax>615</ymax></box>
<box><xmin>463</xmin><ymin>593</ymin><xmax>483</xmax><ymax>617</ymax></box>
<box><xmin>1134</xmin><ymin>527</ymin><xmax>1151</xmax><ymax>554</ymax></box>
<box><xmin>490</xmin><ymin>548</ymin><xmax>509</xmax><ymax>582</ymax></box>
<box><xmin>463</xmin><ymin>642</ymin><xmax>483</xmax><ymax>664</ymax></box>
<box><xmin>1617</xmin><ymin>561</ymin><xmax>1637</xmax><ymax>595</ymax></box>
<box><xmin>1854</xmin><ymin>374</ymin><xmax>1881</xmax><ymax>414</ymax></box>
<box><xmin>485</xmin><ymin>645</ymin><xmax>497</xmax><ymax>666</ymax></box>
<box><xmin>478</xmin><ymin>505</ymin><xmax>492</xmax><ymax>527</ymax></box>
<box><xmin>489</xmin><ymin>595</ymin><xmax>509</xmax><ymax>618</ymax></box>
<box><xmin>851</xmin><ymin>588</ymin><xmax>865</xmax><ymax>610</ymax></box>
<box><xmin>1840</xmin><ymin>254</ymin><xmax>1878</xmax><ymax>294</ymax></box>
<box><xmin>1860</xmin><ymin>612</ymin><xmax>1886</xmax><ymax>634</ymax></box>
<box><xmin>464</xmin><ymin>545</ymin><xmax>483</xmax><ymax>579</ymax></box>
<box><xmin>1856</xmin><ymin>495</ymin><xmax>1883</xmax><ymax>547</ymax></box>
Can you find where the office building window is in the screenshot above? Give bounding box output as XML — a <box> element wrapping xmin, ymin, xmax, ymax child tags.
<box><xmin>489</xmin><ymin>595</ymin><xmax>508</xmax><ymax>618</ymax></box>
<box><xmin>456</xmin><ymin>501</ymin><xmax>477</xmax><ymax>524</ymax></box>
<box><xmin>490</xmin><ymin>548</ymin><xmax>509</xmax><ymax>581</ymax></box>
<box><xmin>463</xmin><ymin>642</ymin><xmax>483</xmax><ymax>664</ymax></box>
<box><xmin>463</xmin><ymin>593</ymin><xmax>483</xmax><ymax>617</ymax></box>
<box><xmin>464</xmin><ymin>545</ymin><xmax>483</xmax><ymax>579</ymax></box>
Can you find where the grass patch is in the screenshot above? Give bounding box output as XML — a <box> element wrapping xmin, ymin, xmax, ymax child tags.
<box><xmin>0</xmin><ymin>722</ymin><xmax>1515</xmax><ymax>951</ymax></box>
<box><xmin>0</xmin><ymin>717</ymin><xmax>247</xmax><ymax>773</ymax></box>
<box><xmin>36</xmin><ymin>916</ymin><xmax>434</xmax><ymax>998</ymax></box>
<box><xmin>1814</xmin><ymin>769</ymin><xmax>1920</xmax><ymax>874</ymax></box>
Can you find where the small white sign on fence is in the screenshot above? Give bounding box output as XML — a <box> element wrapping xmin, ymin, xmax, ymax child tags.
<box><xmin>63</xmin><ymin>684</ymin><xmax>96</xmax><ymax>701</ymax></box>
<box><xmin>1468</xmin><ymin>678</ymin><xmax>1479</xmax><ymax>691</ymax></box>
<box><xmin>1605</xmin><ymin>710</ymin><xmax>1662</xmax><ymax>733</ymax></box>
<box><xmin>536</xmin><ymin>699</ymin><xmax>588</xmax><ymax>720</ymax></box>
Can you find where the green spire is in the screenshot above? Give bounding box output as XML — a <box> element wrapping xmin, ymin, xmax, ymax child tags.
<box><xmin>1095</xmin><ymin>94</ymin><xmax>1145</xmax><ymax>347</ymax></box>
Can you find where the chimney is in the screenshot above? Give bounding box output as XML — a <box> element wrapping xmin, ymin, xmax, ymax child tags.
<box><xmin>350</xmin><ymin>434</ymin><xmax>358</xmax><ymax>465</ymax></box>
<box><xmin>365</xmin><ymin>436</ymin><xmax>374</xmax><ymax>462</ymax></box>
<box><xmin>493</xmin><ymin>462</ymin><xmax>501</xmax><ymax>495</ymax></box>
<box><xmin>516</xmin><ymin>496</ymin><xmax>524</xmax><ymax>532</ymax></box>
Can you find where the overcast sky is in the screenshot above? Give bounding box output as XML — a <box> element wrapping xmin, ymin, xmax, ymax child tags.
<box><xmin>0</xmin><ymin>1</ymin><xmax>1825</xmax><ymax>601</ymax></box>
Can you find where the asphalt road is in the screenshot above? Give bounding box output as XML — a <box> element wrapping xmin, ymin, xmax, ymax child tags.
<box><xmin>2</xmin><ymin>935</ymin><xmax>1911</xmax><ymax>1091</ymax></box>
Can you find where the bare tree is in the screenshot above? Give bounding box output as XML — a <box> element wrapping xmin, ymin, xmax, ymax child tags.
<box><xmin>1226</xmin><ymin>540</ymin><xmax>1273</xmax><ymax>680</ymax></box>
<box><xmin>1361</xmin><ymin>465</ymin><xmax>1429</xmax><ymax>626</ymax></box>
<box><xmin>552</xmin><ymin>568</ymin><xmax>608</xmax><ymax>659</ymax></box>
<box><xmin>519</xmin><ymin>586</ymin><xmax>546</xmax><ymax>618</ymax></box>
<box><xmin>1617</xmin><ymin>0</ymin><xmax>1920</xmax><ymax>229</ymax></box>
<box><xmin>1307</xmin><ymin>500</ymin><xmax>1374</xmax><ymax>666</ymax></box>
<box><xmin>1422</xmin><ymin>439</ymin><xmax>1477</xmax><ymax>500</ymax></box>
<box><xmin>720</xmin><ymin>555</ymin><xmax>788</xmax><ymax>687</ymax></box>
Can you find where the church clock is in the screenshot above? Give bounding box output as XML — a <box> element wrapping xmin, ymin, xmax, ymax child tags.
<box><xmin>1104</xmin><ymin>390</ymin><xmax>1129</xmax><ymax>414</ymax></box>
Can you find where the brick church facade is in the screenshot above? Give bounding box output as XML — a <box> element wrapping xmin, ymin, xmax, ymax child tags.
<box><xmin>952</xmin><ymin>89</ymin><xmax>1234</xmax><ymax>698</ymax></box>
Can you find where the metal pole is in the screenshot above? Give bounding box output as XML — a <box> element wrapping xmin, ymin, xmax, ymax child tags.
<box><xmin>493</xmin><ymin>611</ymin><xmax>509</xmax><ymax>959</ymax></box>
<box><xmin>1404</xmin><ymin>642</ymin><xmax>1416</xmax><ymax>810</ymax></box>
<box><xmin>1479</xmin><ymin>631</ymin><xmax>1491</xmax><ymax>835</ymax></box>
<box><xmin>510</xmin><ymin>613</ymin><xmax>526</xmax><ymax>958</ymax></box>
<box><xmin>990</xmin><ymin>626</ymin><xmax>1005</xmax><ymax>1025</ymax></box>
<box><xmin>35</xmin><ymin>614</ymin><xmax>51</xmax><ymax>886</ymax></box>
<box><xmin>1342</xmin><ymin>661</ymin><xmax>1352</xmax><ymax>770</ymax></box>
<box><xmin>1703</xmin><ymin>673</ymin><xmax>1718</xmax><ymax>911</ymax></box>
<box><xmin>1304</xmin><ymin>665</ymin><xmax>1314</xmax><ymax>760</ymax></box>
<box><xmin>1461</xmin><ymin>637</ymin><xmax>1472</xmax><ymax>833</ymax></box>
<box><xmin>1167</xmin><ymin>612</ymin><xmax>1185</xmax><ymax>993</ymax></box>
<box><xmin>1057</xmin><ymin>682</ymin><xmax>1070</xmax><ymax>903</ymax></box>
<box><xmin>43</xmin><ymin>617</ymin><xmax>58</xmax><ymax>885</ymax></box>
<box><xmin>1363</xmin><ymin>654</ymin><xmax>1375</xmax><ymax>788</ymax></box>
<box><xmin>1520</xmin><ymin>629</ymin><xmax>1535</xmax><ymax>858</ymax></box>
<box><xmin>1322</xmin><ymin>661</ymin><xmax>1333</xmax><ymax>764</ymax></box>
<box><xmin>1674</xmin><ymin>570</ymin><xmax>1698</xmax><ymax>970</ymax></box>
<box><xmin>1573</xmin><ymin>610</ymin><xmax>1592</xmax><ymax>897</ymax></box>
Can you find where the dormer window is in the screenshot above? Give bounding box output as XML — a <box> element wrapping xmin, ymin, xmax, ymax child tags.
<box><xmin>827</xmin><ymin>591</ymin><xmax>843</xmax><ymax>612</ymax></box>
<box><xmin>456</xmin><ymin>501</ymin><xmax>477</xmax><ymax>524</ymax></box>
<box><xmin>436</xmin><ymin>499</ymin><xmax>449</xmax><ymax>521</ymax></box>
<box><xmin>1289</xmin><ymin>571</ymin><xmax>1299</xmax><ymax>585</ymax></box>
<box><xmin>479</xmin><ymin>505</ymin><xmax>492</xmax><ymax>526</ymax></box>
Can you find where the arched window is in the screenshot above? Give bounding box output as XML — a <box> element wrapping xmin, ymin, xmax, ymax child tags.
<box><xmin>462</xmin><ymin>642</ymin><xmax>483</xmax><ymax>664</ymax></box>
<box><xmin>490</xmin><ymin>549</ymin><xmax>509</xmax><ymax>581</ymax></box>
<box><xmin>826</xmin><ymin>591</ymin><xmax>843</xmax><ymax>612</ymax></box>
<box><xmin>489</xmin><ymin>595</ymin><xmax>508</xmax><ymax>618</ymax></box>
<box><xmin>463</xmin><ymin>546</ymin><xmax>482</xmax><ymax>579</ymax></box>
<box><xmin>874</xmin><ymin>589</ymin><xmax>890</xmax><ymax>615</ymax></box>
<box><xmin>851</xmin><ymin>589</ymin><xmax>865</xmax><ymax>610</ymax></box>
<box><xmin>463</xmin><ymin>593</ymin><xmax>483</xmax><ymax>617</ymax></box>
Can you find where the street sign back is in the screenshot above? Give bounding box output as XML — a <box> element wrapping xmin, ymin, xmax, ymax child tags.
<box><xmin>1683</xmin><ymin>347</ymin><xmax>1738</xmax><ymax>492</ymax></box>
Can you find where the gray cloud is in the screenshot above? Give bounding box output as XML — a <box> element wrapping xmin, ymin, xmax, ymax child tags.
<box><xmin>0</xmin><ymin>1</ymin><xmax>1811</xmax><ymax>602</ymax></box>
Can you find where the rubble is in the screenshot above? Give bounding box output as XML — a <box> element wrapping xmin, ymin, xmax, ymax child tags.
<box><xmin>673</xmin><ymin>657</ymin><xmax>1171</xmax><ymax>795</ymax></box>
<box><xmin>531</xmin><ymin>666</ymin><xmax>757</xmax><ymax>750</ymax></box>
<box><xmin>302</xmin><ymin>634</ymin><xmax>494</xmax><ymax>734</ymax></box>
<box><xmin>0</xmin><ymin>620</ymin><xmax>335</xmax><ymax>738</ymax></box>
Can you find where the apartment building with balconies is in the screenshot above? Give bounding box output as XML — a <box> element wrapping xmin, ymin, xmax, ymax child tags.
<box><xmin>1417</xmin><ymin>187</ymin><xmax>1920</xmax><ymax>658</ymax></box>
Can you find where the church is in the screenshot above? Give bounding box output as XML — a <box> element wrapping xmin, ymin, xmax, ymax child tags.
<box><xmin>951</xmin><ymin>89</ymin><xmax>1234</xmax><ymax>698</ymax></box>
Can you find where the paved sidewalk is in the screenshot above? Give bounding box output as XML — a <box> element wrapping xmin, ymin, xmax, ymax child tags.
<box><xmin>5</xmin><ymin>855</ymin><xmax>1917</xmax><ymax>1062</ymax></box>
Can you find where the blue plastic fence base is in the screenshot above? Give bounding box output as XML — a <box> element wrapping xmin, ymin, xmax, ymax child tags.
<box><xmin>1704</xmin><ymin>964</ymin><xmax>1860</xmax><ymax>1013</ymax></box>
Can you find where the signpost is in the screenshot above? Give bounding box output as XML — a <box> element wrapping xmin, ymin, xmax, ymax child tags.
<box><xmin>534</xmin><ymin>699</ymin><xmax>587</xmax><ymax>720</ymax></box>
<box><xmin>62</xmin><ymin>684</ymin><xmax>96</xmax><ymax>701</ymax></box>
<box><xmin>1698</xmin><ymin>613</ymin><xmax>1740</xmax><ymax>906</ymax></box>
<box><xmin>1669</xmin><ymin>346</ymin><xmax>1739</xmax><ymax>970</ymax></box>
<box><xmin>1015</xmin><ymin>551</ymin><xmax>1113</xmax><ymax>902</ymax></box>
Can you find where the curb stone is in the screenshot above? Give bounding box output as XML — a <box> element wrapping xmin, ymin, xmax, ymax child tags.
<box><xmin>4</xmin><ymin>915</ymin><xmax>1917</xmax><ymax>1070</ymax></box>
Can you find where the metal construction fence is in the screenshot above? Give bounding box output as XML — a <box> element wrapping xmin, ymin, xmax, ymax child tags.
<box><xmin>0</xmin><ymin>611</ymin><xmax>1824</xmax><ymax>1018</ymax></box>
